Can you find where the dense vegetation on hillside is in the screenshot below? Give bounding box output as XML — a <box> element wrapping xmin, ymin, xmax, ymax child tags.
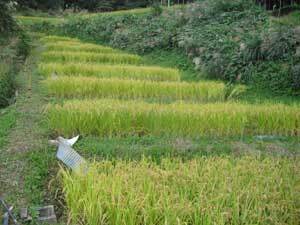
<box><xmin>0</xmin><ymin>0</ymin><xmax>30</xmax><ymax>108</ymax></box>
<box><xmin>15</xmin><ymin>0</ymin><xmax>195</xmax><ymax>12</ymax></box>
<box><xmin>27</xmin><ymin>0</ymin><xmax>299</xmax><ymax>95</ymax></box>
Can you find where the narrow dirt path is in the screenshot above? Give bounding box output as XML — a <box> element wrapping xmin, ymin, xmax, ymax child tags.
<box><xmin>0</xmin><ymin>43</ymin><xmax>47</xmax><ymax>206</ymax></box>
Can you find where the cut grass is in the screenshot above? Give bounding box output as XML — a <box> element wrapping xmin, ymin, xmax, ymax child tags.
<box><xmin>61</xmin><ymin>156</ymin><xmax>300</xmax><ymax>225</ymax></box>
<box><xmin>38</xmin><ymin>62</ymin><xmax>180</xmax><ymax>81</ymax></box>
<box><xmin>44</xmin><ymin>76</ymin><xmax>226</xmax><ymax>102</ymax></box>
<box><xmin>41</xmin><ymin>51</ymin><xmax>142</xmax><ymax>64</ymax></box>
<box><xmin>46</xmin><ymin>99</ymin><xmax>300</xmax><ymax>138</ymax></box>
<box><xmin>45</xmin><ymin>42</ymin><xmax>119</xmax><ymax>54</ymax></box>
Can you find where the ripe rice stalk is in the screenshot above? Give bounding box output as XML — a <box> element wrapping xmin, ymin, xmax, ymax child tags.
<box><xmin>38</xmin><ymin>62</ymin><xmax>180</xmax><ymax>81</ymax></box>
<box><xmin>44</xmin><ymin>76</ymin><xmax>226</xmax><ymax>102</ymax></box>
<box><xmin>61</xmin><ymin>156</ymin><xmax>300</xmax><ymax>225</ymax></box>
<box><xmin>45</xmin><ymin>42</ymin><xmax>119</xmax><ymax>54</ymax></box>
<box><xmin>46</xmin><ymin>99</ymin><xmax>300</xmax><ymax>137</ymax></box>
<box><xmin>41</xmin><ymin>51</ymin><xmax>142</xmax><ymax>64</ymax></box>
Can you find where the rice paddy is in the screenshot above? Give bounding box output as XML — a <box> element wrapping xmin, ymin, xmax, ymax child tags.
<box><xmin>42</xmin><ymin>51</ymin><xmax>142</xmax><ymax>64</ymax></box>
<box><xmin>44</xmin><ymin>76</ymin><xmax>225</xmax><ymax>102</ymax></box>
<box><xmin>46</xmin><ymin>99</ymin><xmax>299</xmax><ymax>137</ymax></box>
<box><xmin>61</xmin><ymin>157</ymin><xmax>299</xmax><ymax>225</ymax></box>
<box><xmin>40</xmin><ymin>35</ymin><xmax>80</xmax><ymax>43</ymax></box>
<box><xmin>38</xmin><ymin>35</ymin><xmax>300</xmax><ymax>225</ymax></box>
<box><xmin>45</xmin><ymin>42</ymin><xmax>119</xmax><ymax>53</ymax></box>
<box><xmin>38</xmin><ymin>62</ymin><xmax>181</xmax><ymax>81</ymax></box>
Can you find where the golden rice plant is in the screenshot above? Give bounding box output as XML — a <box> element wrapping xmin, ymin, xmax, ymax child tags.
<box><xmin>41</xmin><ymin>51</ymin><xmax>142</xmax><ymax>64</ymax></box>
<box><xmin>61</xmin><ymin>156</ymin><xmax>300</xmax><ymax>225</ymax></box>
<box><xmin>45</xmin><ymin>42</ymin><xmax>119</xmax><ymax>54</ymax></box>
<box><xmin>38</xmin><ymin>62</ymin><xmax>180</xmax><ymax>81</ymax></box>
<box><xmin>46</xmin><ymin>99</ymin><xmax>300</xmax><ymax>137</ymax></box>
<box><xmin>44</xmin><ymin>76</ymin><xmax>225</xmax><ymax>102</ymax></box>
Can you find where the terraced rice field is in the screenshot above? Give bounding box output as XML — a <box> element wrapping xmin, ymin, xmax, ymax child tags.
<box><xmin>47</xmin><ymin>99</ymin><xmax>299</xmax><ymax>137</ymax></box>
<box><xmin>44</xmin><ymin>76</ymin><xmax>225</xmax><ymax>102</ymax></box>
<box><xmin>39</xmin><ymin>35</ymin><xmax>300</xmax><ymax>225</ymax></box>
<box><xmin>62</xmin><ymin>157</ymin><xmax>299</xmax><ymax>225</ymax></box>
<box><xmin>39</xmin><ymin>62</ymin><xmax>180</xmax><ymax>81</ymax></box>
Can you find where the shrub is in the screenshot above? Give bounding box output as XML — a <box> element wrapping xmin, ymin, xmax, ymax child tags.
<box><xmin>261</xmin><ymin>27</ymin><xmax>297</xmax><ymax>60</ymax></box>
<box><xmin>0</xmin><ymin>63</ymin><xmax>15</xmax><ymax>107</ymax></box>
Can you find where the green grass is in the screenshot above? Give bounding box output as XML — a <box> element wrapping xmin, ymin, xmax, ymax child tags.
<box><xmin>0</xmin><ymin>108</ymin><xmax>16</xmax><ymax>148</ymax></box>
<box><xmin>271</xmin><ymin>11</ymin><xmax>300</xmax><ymax>27</ymax></box>
<box><xmin>73</xmin><ymin>135</ymin><xmax>300</xmax><ymax>161</ymax></box>
<box><xmin>44</xmin><ymin>76</ymin><xmax>226</xmax><ymax>102</ymax></box>
<box><xmin>38</xmin><ymin>62</ymin><xmax>180</xmax><ymax>81</ymax></box>
<box><xmin>46</xmin><ymin>99</ymin><xmax>300</xmax><ymax>138</ymax></box>
<box><xmin>41</xmin><ymin>51</ymin><xmax>142</xmax><ymax>64</ymax></box>
<box><xmin>16</xmin><ymin>16</ymin><xmax>63</xmax><ymax>26</ymax></box>
<box><xmin>61</xmin><ymin>156</ymin><xmax>299</xmax><ymax>225</ymax></box>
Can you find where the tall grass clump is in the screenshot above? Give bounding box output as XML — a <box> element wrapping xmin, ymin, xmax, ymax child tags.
<box><xmin>46</xmin><ymin>99</ymin><xmax>300</xmax><ymax>137</ymax></box>
<box><xmin>44</xmin><ymin>76</ymin><xmax>226</xmax><ymax>102</ymax></box>
<box><xmin>41</xmin><ymin>51</ymin><xmax>142</xmax><ymax>64</ymax></box>
<box><xmin>45</xmin><ymin>42</ymin><xmax>119</xmax><ymax>54</ymax></box>
<box><xmin>61</xmin><ymin>156</ymin><xmax>299</xmax><ymax>225</ymax></box>
<box><xmin>38</xmin><ymin>63</ymin><xmax>180</xmax><ymax>81</ymax></box>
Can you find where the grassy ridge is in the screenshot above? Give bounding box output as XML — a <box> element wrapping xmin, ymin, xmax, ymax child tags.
<box><xmin>42</xmin><ymin>51</ymin><xmax>142</xmax><ymax>64</ymax></box>
<box><xmin>38</xmin><ymin>62</ymin><xmax>181</xmax><ymax>81</ymax></box>
<box><xmin>44</xmin><ymin>76</ymin><xmax>225</xmax><ymax>102</ymax></box>
<box><xmin>47</xmin><ymin>99</ymin><xmax>300</xmax><ymax>137</ymax></box>
<box><xmin>62</xmin><ymin>156</ymin><xmax>299</xmax><ymax>225</ymax></box>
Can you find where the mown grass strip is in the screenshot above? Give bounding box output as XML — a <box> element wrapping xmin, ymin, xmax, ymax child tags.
<box><xmin>38</xmin><ymin>62</ymin><xmax>180</xmax><ymax>81</ymax></box>
<box><xmin>47</xmin><ymin>99</ymin><xmax>300</xmax><ymax>137</ymax></box>
<box><xmin>44</xmin><ymin>76</ymin><xmax>225</xmax><ymax>102</ymax></box>
<box><xmin>61</xmin><ymin>156</ymin><xmax>299</xmax><ymax>225</ymax></box>
<box><xmin>45</xmin><ymin>42</ymin><xmax>119</xmax><ymax>54</ymax></box>
<box><xmin>42</xmin><ymin>51</ymin><xmax>142</xmax><ymax>64</ymax></box>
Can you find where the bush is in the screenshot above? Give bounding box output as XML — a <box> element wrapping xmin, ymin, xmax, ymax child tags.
<box><xmin>0</xmin><ymin>32</ymin><xmax>30</xmax><ymax>108</ymax></box>
<box><xmin>0</xmin><ymin>0</ymin><xmax>18</xmax><ymax>38</ymax></box>
<box><xmin>0</xmin><ymin>63</ymin><xmax>16</xmax><ymax>107</ymax></box>
<box><xmin>261</xmin><ymin>27</ymin><xmax>297</xmax><ymax>60</ymax></box>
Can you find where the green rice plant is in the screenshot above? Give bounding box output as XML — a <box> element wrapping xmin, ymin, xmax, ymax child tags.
<box><xmin>38</xmin><ymin>62</ymin><xmax>180</xmax><ymax>81</ymax></box>
<box><xmin>46</xmin><ymin>99</ymin><xmax>300</xmax><ymax>137</ymax></box>
<box><xmin>41</xmin><ymin>51</ymin><xmax>142</xmax><ymax>64</ymax></box>
<box><xmin>40</xmin><ymin>36</ymin><xmax>80</xmax><ymax>43</ymax></box>
<box><xmin>44</xmin><ymin>76</ymin><xmax>226</xmax><ymax>102</ymax></box>
<box><xmin>45</xmin><ymin>42</ymin><xmax>119</xmax><ymax>54</ymax></box>
<box><xmin>61</xmin><ymin>156</ymin><xmax>300</xmax><ymax>225</ymax></box>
